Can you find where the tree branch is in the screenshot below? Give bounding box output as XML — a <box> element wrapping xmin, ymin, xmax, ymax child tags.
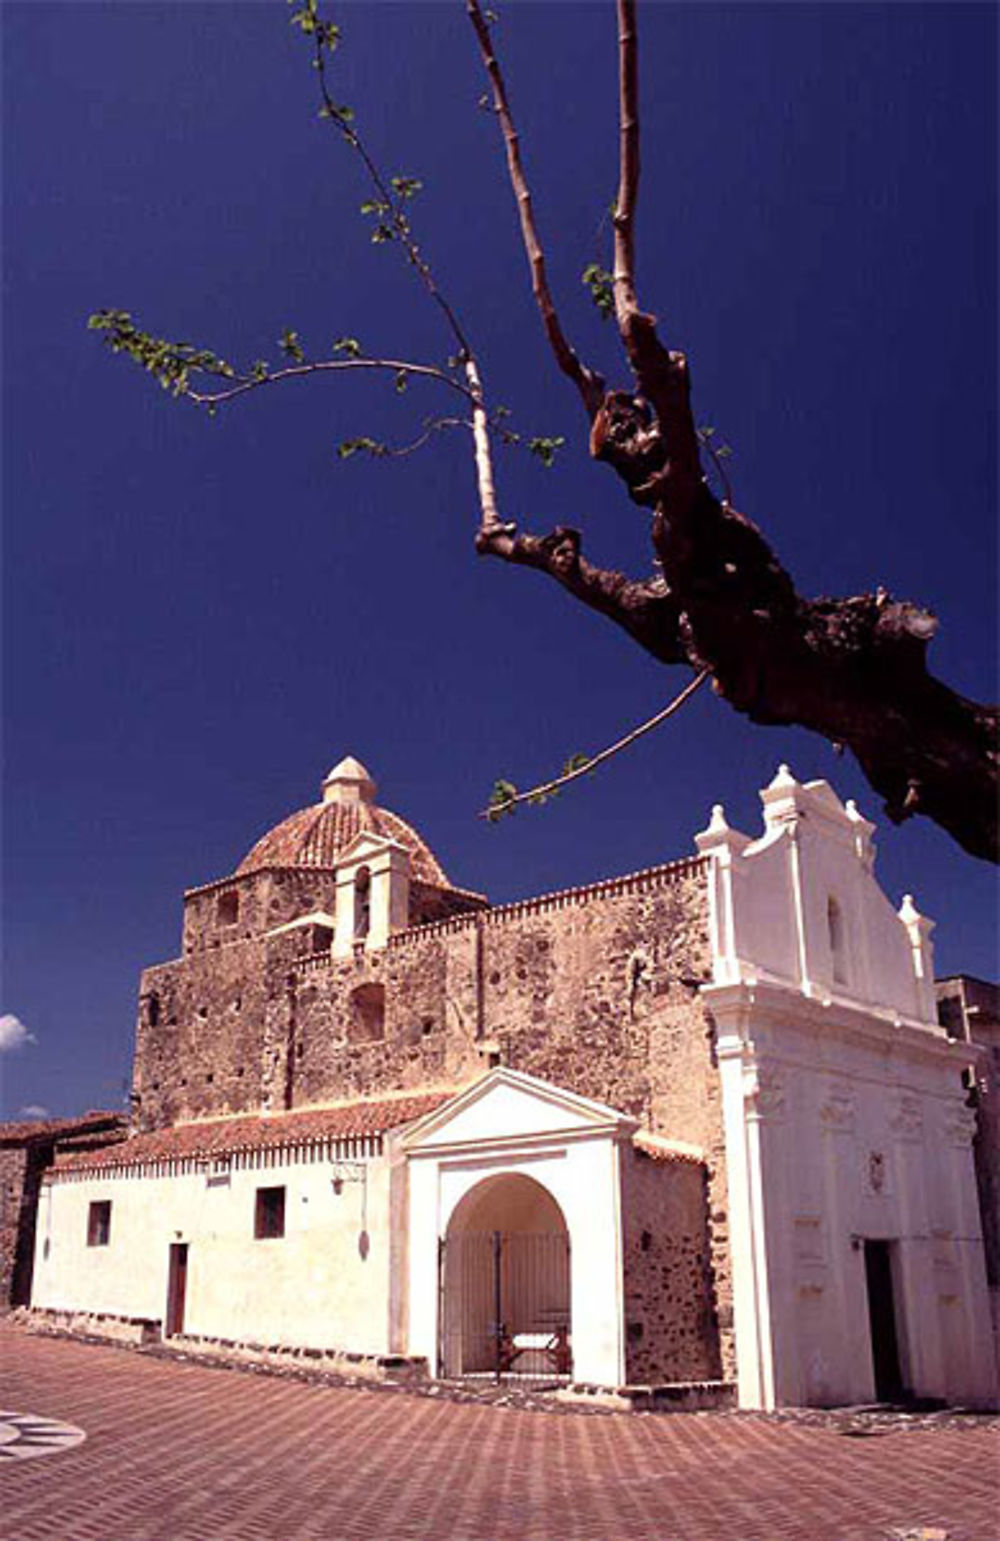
<box><xmin>466</xmin><ymin>0</ymin><xmax>605</xmax><ymax>419</ymax></box>
<box><xmin>481</xmin><ymin>667</ymin><xmax>709</xmax><ymax>818</ymax></box>
<box><xmin>476</xmin><ymin>521</ymin><xmax>687</xmax><ymax>665</ymax></box>
<box><xmin>465</xmin><ymin>355</ymin><xmax>502</xmax><ymax>531</ymax></box>
<box><xmin>613</xmin><ymin>0</ymin><xmax>640</xmax><ymax>326</ymax></box>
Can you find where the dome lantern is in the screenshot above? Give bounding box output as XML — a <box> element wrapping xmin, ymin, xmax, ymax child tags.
<box><xmin>322</xmin><ymin>755</ymin><xmax>377</xmax><ymax>807</ymax></box>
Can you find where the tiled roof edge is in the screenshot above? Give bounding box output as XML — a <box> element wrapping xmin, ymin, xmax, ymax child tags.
<box><xmin>48</xmin><ymin>1091</ymin><xmax>455</xmax><ymax>1177</ymax></box>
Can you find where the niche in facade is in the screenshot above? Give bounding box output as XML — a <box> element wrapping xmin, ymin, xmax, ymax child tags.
<box><xmin>354</xmin><ymin>867</ymin><xmax>372</xmax><ymax>940</ymax></box>
<box><xmin>349</xmin><ymin>982</ymin><xmax>385</xmax><ymax>1043</ymax></box>
<box><xmin>217</xmin><ymin>890</ymin><xmax>239</xmax><ymax>927</ymax></box>
<box><xmin>827</xmin><ymin>896</ymin><xmax>848</xmax><ymax>985</ymax></box>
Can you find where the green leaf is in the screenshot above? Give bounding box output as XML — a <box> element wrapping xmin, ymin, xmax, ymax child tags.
<box><xmin>337</xmin><ymin>436</ymin><xmax>386</xmax><ymax>460</ymax></box>
<box><xmin>279</xmin><ymin>328</ymin><xmax>305</xmax><ymax>362</ymax></box>
<box><xmin>563</xmin><ymin>752</ymin><xmax>591</xmax><ymax>775</ymax></box>
<box><xmin>333</xmin><ymin>336</ymin><xmax>362</xmax><ymax>358</ymax></box>
<box><xmin>486</xmin><ymin>779</ymin><xmax>518</xmax><ymax>821</ymax></box>
<box><xmin>390</xmin><ymin>175</ymin><xmax>423</xmax><ymax>201</ymax></box>
<box><xmin>394</xmin><ymin>369</ymin><xmax>408</xmax><ymax>393</ymax></box>
<box><xmin>87</xmin><ymin>308</ymin><xmax>235</xmax><ymax>398</ymax></box>
<box><xmin>527</xmin><ymin>435</ymin><xmax>565</xmax><ymax>468</ymax></box>
<box><xmin>581</xmin><ymin>263</ymin><xmax>615</xmax><ymax>321</ymax></box>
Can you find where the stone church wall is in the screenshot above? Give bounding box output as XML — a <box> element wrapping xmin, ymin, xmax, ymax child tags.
<box><xmin>133</xmin><ymin>939</ymin><xmax>271</xmax><ymax>1130</ymax></box>
<box><xmin>129</xmin><ymin>850</ymin><xmax>732</xmax><ymax>1374</ymax></box>
<box><xmin>619</xmin><ymin>1146</ymin><xmax>721</xmax><ymax>1385</ymax></box>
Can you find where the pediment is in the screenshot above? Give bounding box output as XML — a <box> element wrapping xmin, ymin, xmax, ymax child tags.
<box><xmin>402</xmin><ymin>1067</ymin><xmax>636</xmax><ymax>1152</ymax></box>
<box><xmin>336</xmin><ymin>829</ymin><xmax>410</xmax><ymax>868</ymax></box>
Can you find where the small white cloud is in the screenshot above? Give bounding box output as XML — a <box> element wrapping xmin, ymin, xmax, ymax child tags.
<box><xmin>0</xmin><ymin>1014</ymin><xmax>36</xmax><ymax>1054</ymax></box>
<box><xmin>17</xmin><ymin>1104</ymin><xmax>50</xmax><ymax>1121</ymax></box>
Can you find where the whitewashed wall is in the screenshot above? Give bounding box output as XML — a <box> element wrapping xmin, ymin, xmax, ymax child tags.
<box><xmin>32</xmin><ymin>1151</ymin><xmax>394</xmax><ymax>1356</ymax></box>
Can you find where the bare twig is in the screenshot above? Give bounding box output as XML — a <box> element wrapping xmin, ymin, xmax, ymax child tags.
<box><xmin>481</xmin><ymin>667</ymin><xmax>710</xmax><ymax>818</ymax></box>
<box><xmin>380</xmin><ymin>417</ymin><xmax>468</xmax><ymax>458</ymax></box>
<box><xmin>613</xmin><ymin>0</ymin><xmax>640</xmax><ymax>325</ymax></box>
<box><xmin>466</xmin><ymin>0</ymin><xmax>604</xmax><ymax>419</ymax></box>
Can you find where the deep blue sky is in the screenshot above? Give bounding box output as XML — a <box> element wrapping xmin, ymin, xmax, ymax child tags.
<box><xmin>3</xmin><ymin>2</ymin><xmax>996</xmax><ymax>1120</ymax></box>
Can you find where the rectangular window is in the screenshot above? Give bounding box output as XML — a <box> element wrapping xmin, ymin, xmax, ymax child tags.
<box><xmin>87</xmin><ymin>1200</ymin><xmax>112</xmax><ymax>1247</ymax></box>
<box><xmin>254</xmin><ymin>1185</ymin><xmax>285</xmax><ymax>1239</ymax></box>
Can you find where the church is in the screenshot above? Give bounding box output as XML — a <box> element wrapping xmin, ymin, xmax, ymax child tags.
<box><xmin>27</xmin><ymin>756</ymin><xmax>997</xmax><ymax>1409</ymax></box>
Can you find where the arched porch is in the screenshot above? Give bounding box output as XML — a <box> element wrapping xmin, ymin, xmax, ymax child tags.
<box><xmin>440</xmin><ymin>1172</ymin><xmax>571</xmax><ymax>1383</ymax></box>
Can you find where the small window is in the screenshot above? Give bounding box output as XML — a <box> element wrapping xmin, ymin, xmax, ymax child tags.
<box><xmin>254</xmin><ymin>1186</ymin><xmax>286</xmax><ymax>1239</ymax></box>
<box><xmin>87</xmin><ymin>1200</ymin><xmax>112</xmax><ymax>1247</ymax></box>
<box><xmin>146</xmin><ymin>992</ymin><xmax>160</xmax><ymax>1027</ymax></box>
<box><xmin>217</xmin><ymin>890</ymin><xmax>239</xmax><ymax>926</ymax></box>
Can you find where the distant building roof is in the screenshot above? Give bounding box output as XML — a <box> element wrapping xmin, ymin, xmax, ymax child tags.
<box><xmin>935</xmin><ymin>974</ymin><xmax>999</xmax><ymax>1040</ymax></box>
<box><xmin>0</xmin><ymin>1110</ymin><xmax>125</xmax><ymax>1146</ymax></box>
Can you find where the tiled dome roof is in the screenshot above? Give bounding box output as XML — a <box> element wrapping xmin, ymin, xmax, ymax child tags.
<box><xmin>236</xmin><ymin>756</ymin><xmax>450</xmax><ymax>887</ymax></box>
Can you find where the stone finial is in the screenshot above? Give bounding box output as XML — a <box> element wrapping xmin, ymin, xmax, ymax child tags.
<box><xmin>845</xmin><ymin>797</ymin><xmax>877</xmax><ymax>868</ymax></box>
<box><xmin>768</xmin><ymin>764</ymin><xmax>798</xmax><ymax>791</ymax></box>
<box><xmin>695</xmin><ymin>800</ymin><xmax>751</xmax><ymax>858</ymax></box>
<box><xmin>898</xmin><ymin>893</ymin><xmax>933</xmax><ymax>934</ymax></box>
<box><xmin>322</xmin><ymin>755</ymin><xmax>377</xmax><ymax>806</ymax></box>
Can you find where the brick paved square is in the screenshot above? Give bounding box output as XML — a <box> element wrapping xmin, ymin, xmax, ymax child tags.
<box><xmin>1</xmin><ymin>1325</ymin><xmax>996</xmax><ymax>1541</ymax></box>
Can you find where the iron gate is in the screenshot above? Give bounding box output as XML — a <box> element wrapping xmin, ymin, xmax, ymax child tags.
<box><xmin>438</xmin><ymin>1229</ymin><xmax>572</xmax><ymax>1385</ymax></box>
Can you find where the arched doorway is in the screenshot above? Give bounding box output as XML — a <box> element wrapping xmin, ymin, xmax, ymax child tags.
<box><xmin>440</xmin><ymin>1172</ymin><xmax>571</xmax><ymax>1383</ymax></box>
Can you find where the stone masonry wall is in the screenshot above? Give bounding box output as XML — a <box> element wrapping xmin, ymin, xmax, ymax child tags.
<box><xmin>0</xmin><ymin>1145</ymin><xmax>29</xmax><ymax>1305</ymax></box>
<box><xmin>132</xmin><ymin>938</ymin><xmax>270</xmax><ymax>1130</ymax></box>
<box><xmin>620</xmin><ymin>1146</ymin><xmax>721</xmax><ymax>1385</ymax></box>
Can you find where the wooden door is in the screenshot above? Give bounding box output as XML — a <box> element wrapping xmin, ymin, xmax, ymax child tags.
<box><xmin>166</xmin><ymin>1243</ymin><xmax>188</xmax><ymax>1337</ymax></box>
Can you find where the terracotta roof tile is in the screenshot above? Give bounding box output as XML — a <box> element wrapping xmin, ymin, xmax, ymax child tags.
<box><xmin>52</xmin><ymin>1092</ymin><xmax>454</xmax><ymax>1174</ymax></box>
<box><xmin>237</xmin><ymin>800</ymin><xmax>450</xmax><ymax>887</ymax></box>
<box><xmin>633</xmin><ymin>1130</ymin><xmax>705</xmax><ymax>1164</ymax></box>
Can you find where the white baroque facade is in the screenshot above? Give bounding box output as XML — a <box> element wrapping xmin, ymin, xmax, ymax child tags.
<box><xmin>698</xmin><ymin>768</ymin><xmax>994</xmax><ymax>1407</ymax></box>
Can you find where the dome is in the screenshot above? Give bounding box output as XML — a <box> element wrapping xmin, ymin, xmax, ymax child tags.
<box><xmin>236</xmin><ymin>756</ymin><xmax>451</xmax><ymax>887</ymax></box>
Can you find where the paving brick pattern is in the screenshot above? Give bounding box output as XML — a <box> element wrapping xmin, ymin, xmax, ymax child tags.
<box><xmin>1</xmin><ymin>1325</ymin><xmax>996</xmax><ymax>1541</ymax></box>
